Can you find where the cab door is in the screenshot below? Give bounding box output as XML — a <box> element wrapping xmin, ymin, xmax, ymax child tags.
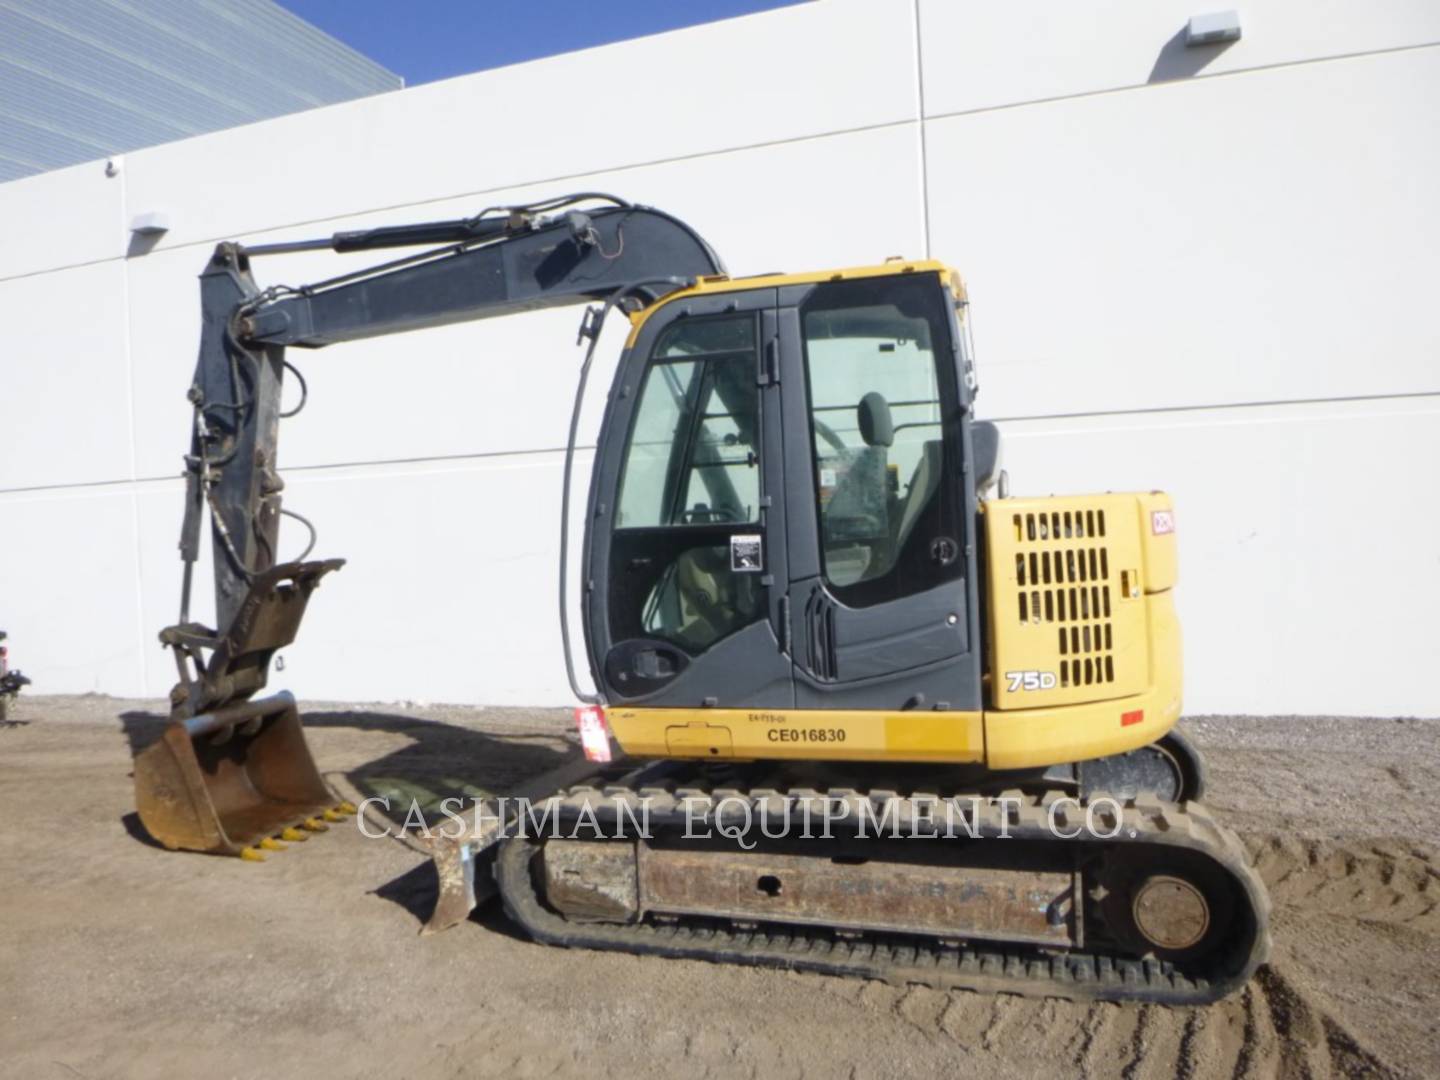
<box><xmin>585</xmin><ymin>288</ymin><xmax>792</xmax><ymax>708</ymax></box>
<box><xmin>778</xmin><ymin>272</ymin><xmax>983</xmax><ymax>712</ymax></box>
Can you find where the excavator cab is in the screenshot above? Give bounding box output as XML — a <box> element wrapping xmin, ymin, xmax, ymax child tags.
<box><xmin>585</xmin><ymin>265</ymin><xmax>982</xmax><ymax>715</ymax></box>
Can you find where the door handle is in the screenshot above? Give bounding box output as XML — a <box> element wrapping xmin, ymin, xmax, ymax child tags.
<box><xmin>929</xmin><ymin>536</ymin><xmax>959</xmax><ymax>566</ymax></box>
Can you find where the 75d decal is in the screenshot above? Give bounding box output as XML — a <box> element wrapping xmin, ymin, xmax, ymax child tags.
<box><xmin>1006</xmin><ymin>670</ymin><xmax>1057</xmax><ymax>692</ymax></box>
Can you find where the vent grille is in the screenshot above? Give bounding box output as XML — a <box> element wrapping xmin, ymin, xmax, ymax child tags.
<box><xmin>1013</xmin><ymin>509</ymin><xmax>1116</xmax><ymax>689</ymax></box>
<box><xmin>986</xmin><ymin>493</ymin><xmax>1153</xmax><ymax>710</ymax></box>
<box><xmin>804</xmin><ymin>587</ymin><xmax>839</xmax><ymax>682</ymax></box>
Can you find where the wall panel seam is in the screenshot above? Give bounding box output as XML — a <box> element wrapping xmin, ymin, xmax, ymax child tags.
<box><xmin>988</xmin><ymin>389</ymin><xmax>1440</xmax><ymax>425</ymax></box>
<box><xmin>4</xmin><ymin>391</ymin><xmax>1437</xmax><ymax>500</ymax></box>
<box><xmin>118</xmin><ymin>160</ymin><xmax>151</xmax><ymax>694</ymax></box>
<box><xmin>921</xmin><ymin>40</ymin><xmax>1440</xmax><ymax>126</ymax></box>
<box><xmin>0</xmin><ymin>116</ymin><xmax>925</xmax><ymax>285</ymax></box>
<box><xmin>912</xmin><ymin>0</ymin><xmax>932</xmax><ymax>260</ymax></box>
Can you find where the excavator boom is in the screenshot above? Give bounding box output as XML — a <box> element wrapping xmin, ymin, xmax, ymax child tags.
<box><xmin>137</xmin><ymin>194</ymin><xmax>723</xmax><ymax>855</ymax></box>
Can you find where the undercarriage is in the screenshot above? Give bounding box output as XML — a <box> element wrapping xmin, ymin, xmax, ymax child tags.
<box><xmin>482</xmin><ymin>750</ymin><xmax>1268</xmax><ymax>1005</ymax></box>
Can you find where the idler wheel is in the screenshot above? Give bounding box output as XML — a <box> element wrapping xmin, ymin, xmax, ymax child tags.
<box><xmin>1131</xmin><ymin>874</ymin><xmax>1211</xmax><ymax>951</ymax></box>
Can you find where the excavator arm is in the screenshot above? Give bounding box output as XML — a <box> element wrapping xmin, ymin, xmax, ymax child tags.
<box><xmin>137</xmin><ymin>194</ymin><xmax>723</xmax><ymax>857</ymax></box>
<box><xmin>173</xmin><ymin>194</ymin><xmax>721</xmax><ymax>709</ymax></box>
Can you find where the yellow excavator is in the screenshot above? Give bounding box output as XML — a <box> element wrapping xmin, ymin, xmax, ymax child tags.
<box><xmin>132</xmin><ymin>193</ymin><xmax>1267</xmax><ymax>1004</ymax></box>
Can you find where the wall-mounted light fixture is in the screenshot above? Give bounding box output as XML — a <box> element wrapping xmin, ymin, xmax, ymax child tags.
<box><xmin>130</xmin><ymin>211</ymin><xmax>170</xmax><ymax>237</ymax></box>
<box><xmin>1186</xmin><ymin>10</ymin><xmax>1242</xmax><ymax>47</ymax></box>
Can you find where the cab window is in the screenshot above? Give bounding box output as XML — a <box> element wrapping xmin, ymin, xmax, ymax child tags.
<box><xmin>800</xmin><ymin>275</ymin><xmax>961</xmax><ymax>607</ymax></box>
<box><xmin>616</xmin><ymin>319</ymin><xmax>759</xmax><ymax>528</ymax></box>
<box><xmin>610</xmin><ymin>314</ymin><xmax>765</xmax><ymax>652</ymax></box>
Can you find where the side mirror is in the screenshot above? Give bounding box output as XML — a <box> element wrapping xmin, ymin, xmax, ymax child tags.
<box><xmin>857</xmin><ymin>392</ymin><xmax>894</xmax><ymax>448</ymax></box>
<box><xmin>972</xmin><ymin>421</ymin><xmax>1003</xmax><ymax>493</ymax></box>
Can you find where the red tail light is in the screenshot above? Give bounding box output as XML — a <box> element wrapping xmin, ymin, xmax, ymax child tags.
<box><xmin>575</xmin><ymin>705</ymin><xmax>612</xmax><ymax>763</ymax></box>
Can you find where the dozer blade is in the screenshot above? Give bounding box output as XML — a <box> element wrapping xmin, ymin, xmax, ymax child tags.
<box><xmin>420</xmin><ymin>755</ymin><xmax>603</xmax><ymax>935</ymax></box>
<box><xmin>134</xmin><ymin>691</ymin><xmax>340</xmax><ymax>855</ymax></box>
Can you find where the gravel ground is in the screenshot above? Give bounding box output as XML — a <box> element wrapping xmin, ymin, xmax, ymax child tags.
<box><xmin>2</xmin><ymin>695</ymin><xmax>1437</xmax><ymax>1079</ymax></box>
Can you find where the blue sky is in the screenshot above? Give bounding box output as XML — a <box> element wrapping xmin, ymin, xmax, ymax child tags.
<box><xmin>278</xmin><ymin>0</ymin><xmax>805</xmax><ymax>85</ymax></box>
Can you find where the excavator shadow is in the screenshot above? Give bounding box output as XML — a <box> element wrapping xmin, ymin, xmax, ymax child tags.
<box><xmin>119</xmin><ymin>704</ymin><xmax>577</xmax><ymax>929</ymax></box>
<box><xmin>300</xmin><ymin>708</ymin><xmax>574</xmax><ymax>828</ymax></box>
<box><xmin>118</xmin><ymin>710</ymin><xmax>175</xmax><ymax>851</ymax></box>
<box><xmin>119</xmin><ymin>709</ymin><xmax>169</xmax><ymax>756</ymax></box>
<box><xmin>303</xmin><ymin>708</ymin><xmax>576</xmax><ymax>932</ymax></box>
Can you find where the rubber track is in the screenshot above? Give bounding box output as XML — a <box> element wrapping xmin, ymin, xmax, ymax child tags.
<box><xmin>494</xmin><ymin>775</ymin><xmax>1271</xmax><ymax>1005</ymax></box>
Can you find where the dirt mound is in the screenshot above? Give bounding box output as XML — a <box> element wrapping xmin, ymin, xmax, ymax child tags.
<box><xmin>791</xmin><ymin>830</ymin><xmax>1435</xmax><ymax>1078</ymax></box>
<box><xmin>1247</xmin><ymin>834</ymin><xmax>1440</xmax><ymax>931</ymax></box>
<box><xmin>813</xmin><ymin>959</ymin><xmax>1394</xmax><ymax>1079</ymax></box>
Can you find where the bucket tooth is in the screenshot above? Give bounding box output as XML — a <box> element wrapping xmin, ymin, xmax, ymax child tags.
<box><xmin>259</xmin><ymin>837</ymin><xmax>288</xmax><ymax>851</ymax></box>
<box><xmin>240</xmin><ymin>848</ymin><xmax>267</xmax><ymax>862</ymax></box>
<box><xmin>336</xmin><ymin>801</ymin><xmax>358</xmax><ymax>815</ymax></box>
<box><xmin>280</xmin><ymin>827</ymin><xmax>309</xmax><ymax>842</ymax></box>
<box><xmin>301</xmin><ymin>818</ymin><xmax>329</xmax><ymax>832</ymax></box>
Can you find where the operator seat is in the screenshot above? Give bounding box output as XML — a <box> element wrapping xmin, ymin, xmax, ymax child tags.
<box><xmin>821</xmin><ymin>393</ymin><xmax>895</xmax><ymax>581</ymax></box>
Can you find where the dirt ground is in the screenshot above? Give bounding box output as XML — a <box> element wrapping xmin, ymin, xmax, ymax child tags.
<box><xmin>2</xmin><ymin>696</ymin><xmax>1437</xmax><ymax>1080</ymax></box>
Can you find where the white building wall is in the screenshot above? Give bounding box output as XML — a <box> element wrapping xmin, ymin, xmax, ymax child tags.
<box><xmin>1</xmin><ymin>0</ymin><xmax>1435</xmax><ymax>715</ymax></box>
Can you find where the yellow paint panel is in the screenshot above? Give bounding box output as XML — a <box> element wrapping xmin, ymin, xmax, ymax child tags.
<box><xmin>1136</xmin><ymin>491</ymin><xmax>1179</xmax><ymax>592</ymax></box>
<box><xmin>984</xmin><ymin>591</ymin><xmax>1183</xmax><ymax>770</ymax></box>
<box><xmin>664</xmin><ymin>723</ymin><xmax>732</xmax><ymax>758</ymax></box>
<box><xmin>608</xmin><ymin>707</ymin><xmax>984</xmax><ymax>764</ymax></box>
<box><xmin>625</xmin><ymin>260</ymin><xmax>966</xmax><ymax>346</ymax></box>
<box><xmin>983</xmin><ymin>492</ymin><xmax>1168</xmax><ymax>711</ymax></box>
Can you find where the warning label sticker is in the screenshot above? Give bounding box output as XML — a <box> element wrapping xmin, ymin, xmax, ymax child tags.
<box><xmin>730</xmin><ymin>534</ymin><xmax>763</xmax><ymax>572</ymax></box>
<box><xmin>1151</xmin><ymin>510</ymin><xmax>1176</xmax><ymax>536</ymax></box>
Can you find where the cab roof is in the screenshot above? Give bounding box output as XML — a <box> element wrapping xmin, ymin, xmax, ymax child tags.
<box><xmin>626</xmin><ymin>259</ymin><xmax>966</xmax><ymax>344</ymax></box>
